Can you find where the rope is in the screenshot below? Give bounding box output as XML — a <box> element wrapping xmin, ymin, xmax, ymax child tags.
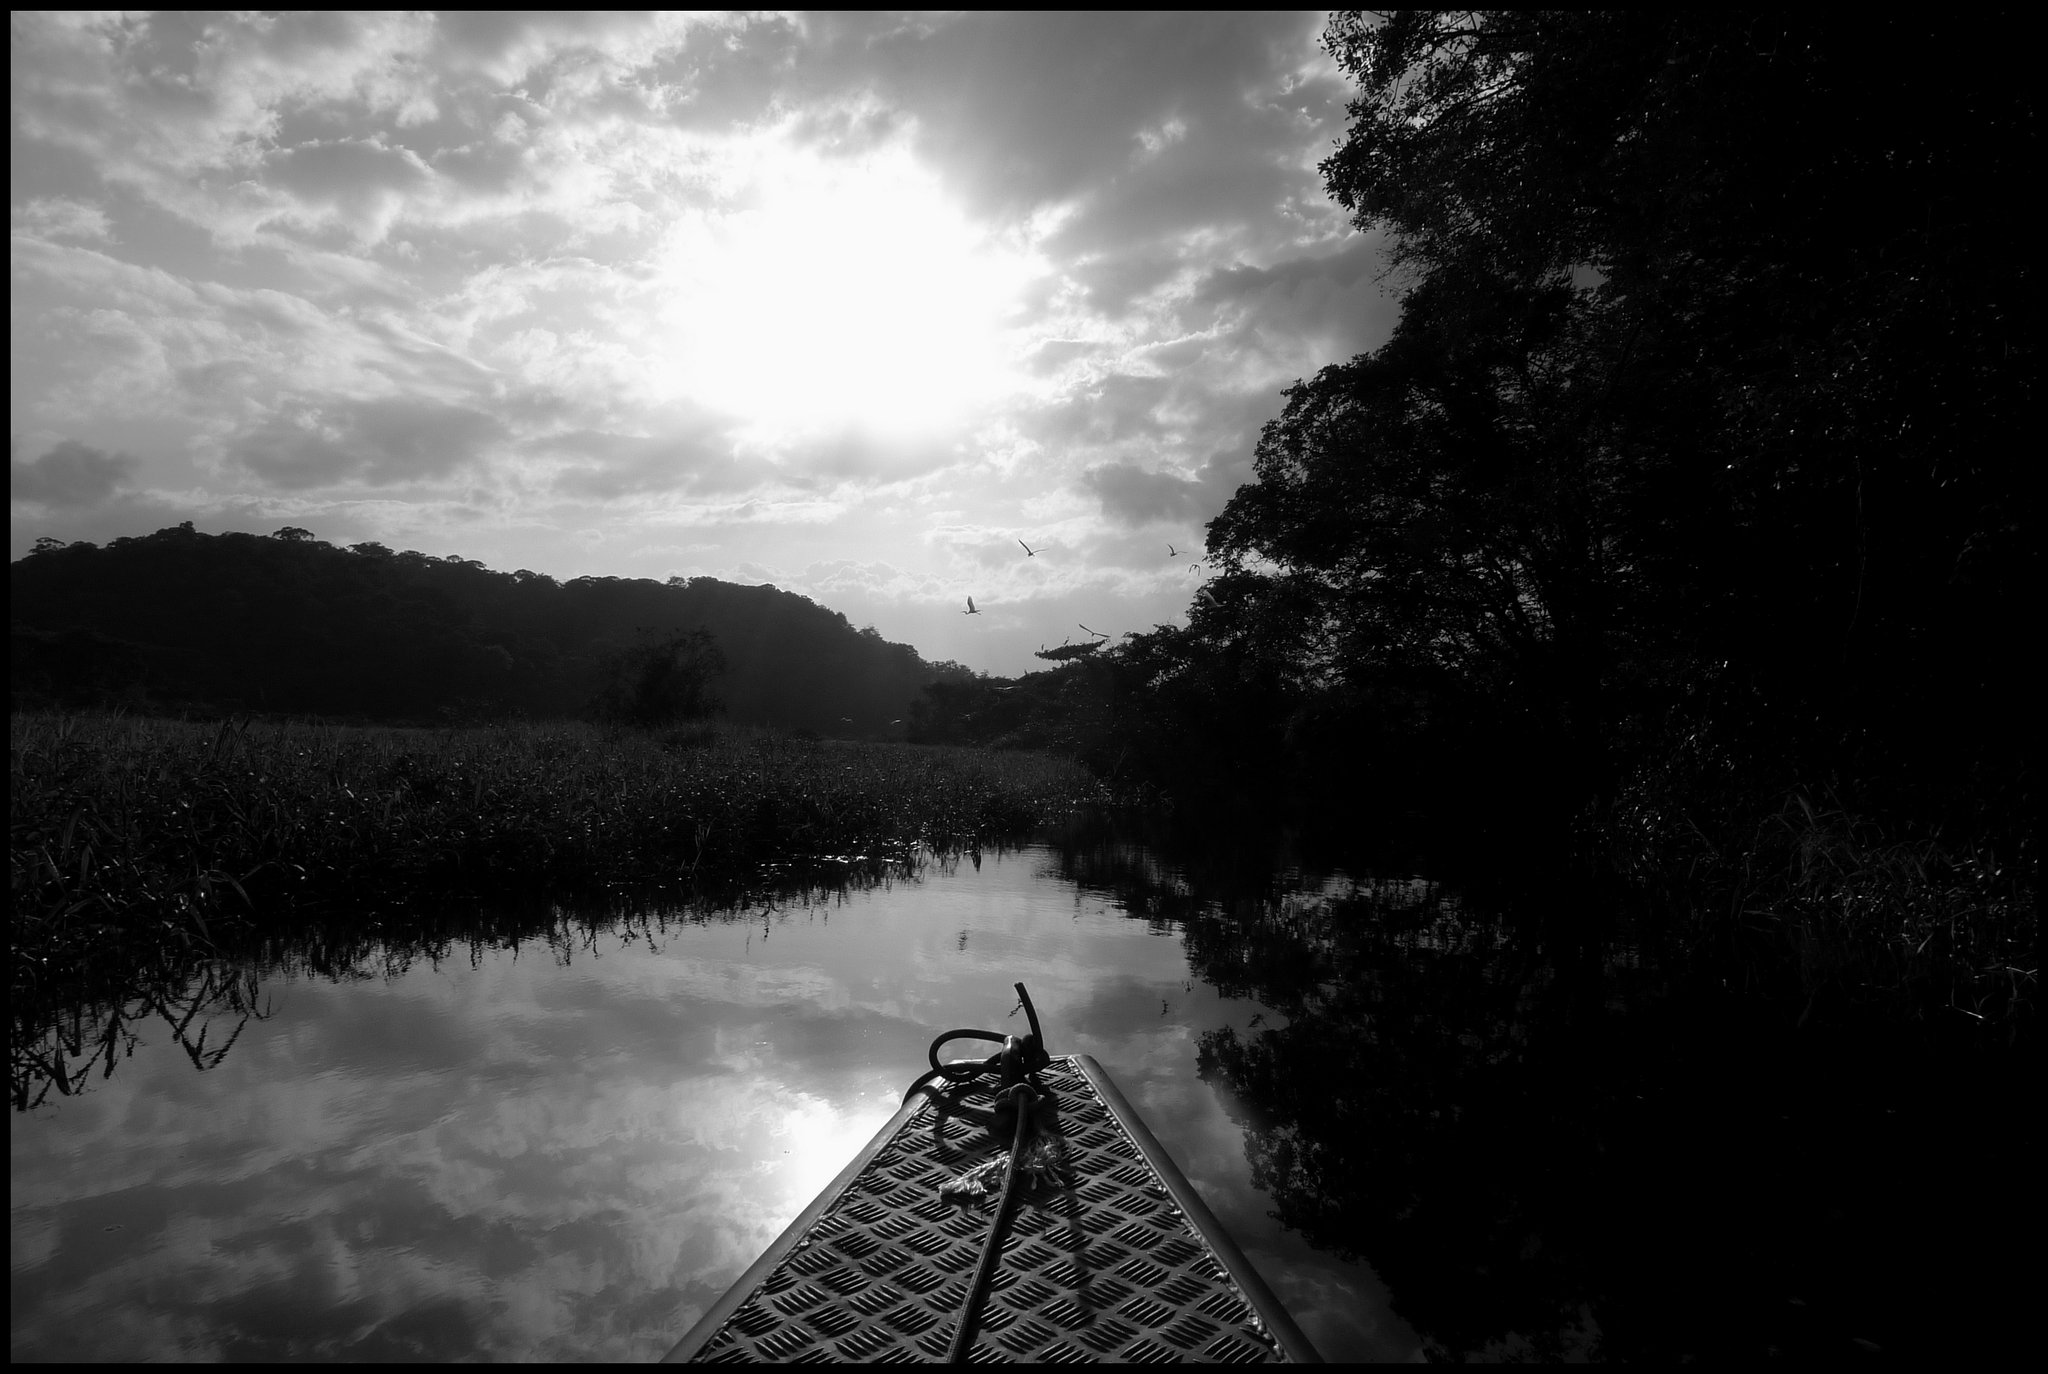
<box><xmin>898</xmin><ymin>1029</ymin><xmax>1007</xmax><ymax>1113</ymax></box>
<box><xmin>892</xmin><ymin>982</ymin><xmax>1052</xmax><ymax>1364</ymax></box>
<box><xmin>945</xmin><ymin>1081</ymin><xmax>1037</xmax><ymax>1364</ymax></box>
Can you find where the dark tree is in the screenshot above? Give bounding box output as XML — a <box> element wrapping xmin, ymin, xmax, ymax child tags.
<box><xmin>12</xmin><ymin>528</ymin><xmax>944</xmax><ymax>729</ymax></box>
<box><xmin>590</xmin><ymin>629</ymin><xmax>725</xmax><ymax>727</ymax></box>
<box><xmin>1198</xmin><ymin>12</ymin><xmax>2034</xmax><ymax>857</ymax></box>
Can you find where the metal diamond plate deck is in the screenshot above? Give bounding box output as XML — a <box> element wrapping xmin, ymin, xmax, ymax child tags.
<box><xmin>664</xmin><ymin>1055</ymin><xmax>1317</xmax><ymax>1363</ymax></box>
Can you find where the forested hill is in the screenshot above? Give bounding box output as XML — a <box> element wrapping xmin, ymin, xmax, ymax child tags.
<box><xmin>11</xmin><ymin>526</ymin><xmax>963</xmax><ymax>732</ymax></box>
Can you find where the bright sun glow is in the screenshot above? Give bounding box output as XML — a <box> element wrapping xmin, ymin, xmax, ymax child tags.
<box><xmin>657</xmin><ymin>144</ymin><xmax>1033</xmax><ymax>441</ymax></box>
<box><xmin>770</xmin><ymin>1092</ymin><xmax>894</xmax><ymax>1212</ymax></box>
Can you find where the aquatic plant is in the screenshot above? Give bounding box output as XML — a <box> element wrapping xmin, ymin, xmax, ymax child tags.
<box><xmin>1724</xmin><ymin>791</ymin><xmax>2035</xmax><ymax>1031</ymax></box>
<box><xmin>9</xmin><ymin>711</ymin><xmax>1105</xmax><ymax>995</ymax></box>
<box><xmin>1606</xmin><ymin>750</ymin><xmax>2036</xmax><ymax>1033</ymax></box>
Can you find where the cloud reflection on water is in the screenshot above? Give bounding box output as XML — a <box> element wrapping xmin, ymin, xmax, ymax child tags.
<box><xmin>9</xmin><ymin>847</ymin><xmax>1419</xmax><ymax>1361</ymax></box>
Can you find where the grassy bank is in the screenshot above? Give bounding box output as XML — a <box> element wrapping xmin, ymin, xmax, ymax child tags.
<box><xmin>1605</xmin><ymin>771</ymin><xmax>2037</xmax><ymax>1035</ymax></box>
<box><xmin>11</xmin><ymin>711</ymin><xmax>1105</xmax><ymax>990</ymax></box>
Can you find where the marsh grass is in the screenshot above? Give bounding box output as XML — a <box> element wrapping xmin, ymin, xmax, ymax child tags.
<box><xmin>10</xmin><ymin>710</ymin><xmax>1104</xmax><ymax>996</ymax></box>
<box><xmin>1613</xmin><ymin>776</ymin><xmax>2036</xmax><ymax>1033</ymax></box>
<box><xmin>1726</xmin><ymin>793</ymin><xmax>2035</xmax><ymax>1031</ymax></box>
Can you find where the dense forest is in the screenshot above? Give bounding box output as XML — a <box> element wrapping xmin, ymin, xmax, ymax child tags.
<box><xmin>11</xmin><ymin>525</ymin><xmax>965</xmax><ymax>734</ymax></box>
<box><xmin>979</xmin><ymin>14</ymin><xmax>2032</xmax><ymax>825</ymax></box>
<box><xmin>911</xmin><ymin>14</ymin><xmax>2036</xmax><ymax>1022</ymax></box>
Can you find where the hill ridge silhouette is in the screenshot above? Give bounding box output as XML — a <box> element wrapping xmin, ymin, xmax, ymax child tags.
<box><xmin>12</xmin><ymin>524</ymin><xmax>973</xmax><ymax>731</ymax></box>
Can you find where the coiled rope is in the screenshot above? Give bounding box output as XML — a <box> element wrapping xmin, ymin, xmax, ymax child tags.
<box><xmin>899</xmin><ymin>982</ymin><xmax>1053</xmax><ymax>1364</ymax></box>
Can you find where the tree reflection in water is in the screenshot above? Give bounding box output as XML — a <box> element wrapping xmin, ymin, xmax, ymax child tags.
<box><xmin>1047</xmin><ymin>814</ymin><xmax>2033</xmax><ymax>1363</ymax></box>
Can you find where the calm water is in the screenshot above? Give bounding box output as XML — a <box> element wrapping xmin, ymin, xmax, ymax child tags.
<box><xmin>10</xmin><ymin>844</ymin><xmax>1423</xmax><ymax>1362</ymax></box>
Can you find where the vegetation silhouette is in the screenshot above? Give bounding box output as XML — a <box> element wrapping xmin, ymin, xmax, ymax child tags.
<box><xmin>11</xmin><ymin>523</ymin><xmax>938</xmax><ymax>736</ymax></box>
<box><xmin>907</xmin><ymin>11</ymin><xmax>2035</xmax><ymax>1032</ymax></box>
<box><xmin>590</xmin><ymin>629</ymin><xmax>725</xmax><ymax>728</ymax></box>
<box><xmin>9</xmin><ymin>710</ymin><xmax>1105</xmax><ymax>1116</ymax></box>
<box><xmin>1003</xmin><ymin>17</ymin><xmax>2038</xmax><ymax>1358</ymax></box>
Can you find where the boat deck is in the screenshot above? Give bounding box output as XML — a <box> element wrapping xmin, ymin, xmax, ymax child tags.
<box><xmin>664</xmin><ymin>1054</ymin><xmax>1317</xmax><ymax>1362</ymax></box>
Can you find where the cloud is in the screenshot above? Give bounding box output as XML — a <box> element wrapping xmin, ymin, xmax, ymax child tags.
<box><xmin>1082</xmin><ymin>460</ymin><xmax>1206</xmax><ymax>527</ymax></box>
<box><xmin>638</xmin><ymin>15</ymin><xmax>806</xmax><ymax>134</ymax></box>
<box><xmin>10</xmin><ymin>439</ymin><xmax>142</xmax><ymax>508</ymax></box>
<box><xmin>7</xmin><ymin>12</ymin><xmax>703</xmax><ymax>266</ymax></box>
<box><xmin>854</xmin><ymin>12</ymin><xmax>1333</xmax><ymax>223</ymax></box>
<box><xmin>787</xmin><ymin>429</ymin><xmax>961</xmax><ymax>487</ymax></box>
<box><xmin>431</xmin><ymin>11</ymin><xmax>688</xmax><ymax>90</ymax></box>
<box><xmin>1029</xmin><ymin>372</ymin><xmax>1174</xmax><ymax>449</ymax></box>
<box><xmin>1057</xmin><ymin>246</ymin><xmax>1193</xmax><ymax>321</ymax></box>
<box><xmin>261</xmin><ymin>138</ymin><xmax>434</xmax><ymax>243</ymax></box>
<box><xmin>542</xmin><ymin>420</ymin><xmax>743</xmax><ymax>501</ymax></box>
<box><xmin>1193</xmin><ymin>234</ymin><xmax>1395</xmax><ymax>362</ymax></box>
<box><xmin>8</xmin><ymin>9</ymin><xmax>1393</xmax><ymax>676</ymax></box>
<box><xmin>798</xmin><ymin>559</ymin><xmax>947</xmax><ymax>605</ymax></box>
<box><xmin>11</xmin><ymin>237</ymin><xmax>432</xmax><ymax>427</ymax></box>
<box><xmin>9</xmin><ymin>13</ymin><xmax>436</xmax><ymax>201</ymax></box>
<box><xmin>11</xmin><ymin>196</ymin><xmax>116</xmax><ymax>244</ymax></box>
<box><xmin>1025</xmin><ymin>338</ymin><xmax>1103</xmax><ymax>376</ymax></box>
<box><xmin>229</xmin><ymin>396</ymin><xmax>510</xmax><ymax>490</ymax></box>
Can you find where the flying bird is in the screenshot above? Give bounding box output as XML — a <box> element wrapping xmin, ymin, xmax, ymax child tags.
<box><xmin>1196</xmin><ymin>585</ymin><xmax>1221</xmax><ymax>608</ymax></box>
<box><xmin>1018</xmin><ymin>539</ymin><xmax>1038</xmax><ymax>557</ymax></box>
<box><xmin>1079</xmin><ymin>623</ymin><xmax>1109</xmax><ymax>639</ymax></box>
<box><xmin>964</xmin><ymin>596</ymin><xmax>981</xmax><ymax>615</ymax></box>
<box><xmin>1168</xmin><ymin>544</ymin><xmax>1179</xmax><ymax>557</ymax></box>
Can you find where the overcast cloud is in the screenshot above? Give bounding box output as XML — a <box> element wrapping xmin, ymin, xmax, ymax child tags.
<box><xmin>10</xmin><ymin>10</ymin><xmax>1393</xmax><ymax>674</ymax></box>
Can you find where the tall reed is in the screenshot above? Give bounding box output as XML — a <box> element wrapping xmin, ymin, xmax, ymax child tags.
<box><xmin>10</xmin><ymin>711</ymin><xmax>1105</xmax><ymax>988</ymax></box>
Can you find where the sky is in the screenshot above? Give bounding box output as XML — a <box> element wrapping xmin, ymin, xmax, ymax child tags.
<box><xmin>9</xmin><ymin>11</ymin><xmax>1395</xmax><ymax>677</ymax></box>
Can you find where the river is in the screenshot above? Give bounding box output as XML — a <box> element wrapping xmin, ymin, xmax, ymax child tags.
<box><xmin>16</xmin><ymin>826</ymin><xmax>2029</xmax><ymax>1362</ymax></box>
<box><xmin>10</xmin><ymin>840</ymin><xmax>1422</xmax><ymax>1362</ymax></box>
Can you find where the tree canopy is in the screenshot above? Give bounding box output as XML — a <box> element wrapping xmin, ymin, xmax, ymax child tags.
<box><xmin>11</xmin><ymin>527</ymin><xmax>938</xmax><ymax>734</ymax></box>
<box><xmin>1192</xmin><ymin>11</ymin><xmax>2033</xmax><ymax>856</ymax></box>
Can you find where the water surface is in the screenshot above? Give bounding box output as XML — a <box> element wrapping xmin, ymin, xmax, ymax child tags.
<box><xmin>10</xmin><ymin>845</ymin><xmax>1421</xmax><ymax>1362</ymax></box>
